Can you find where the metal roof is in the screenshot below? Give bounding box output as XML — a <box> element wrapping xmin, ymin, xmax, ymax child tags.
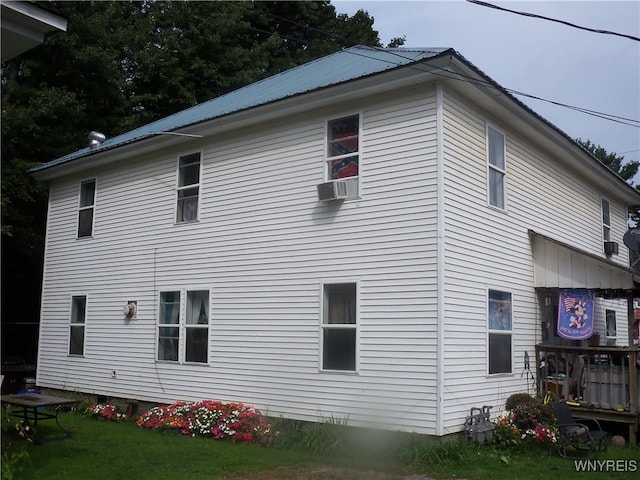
<box><xmin>30</xmin><ymin>45</ymin><xmax>450</xmax><ymax>173</ymax></box>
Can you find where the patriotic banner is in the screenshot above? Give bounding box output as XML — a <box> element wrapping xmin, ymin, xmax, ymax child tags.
<box><xmin>557</xmin><ymin>289</ymin><xmax>595</xmax><ymax>340</ymax></box>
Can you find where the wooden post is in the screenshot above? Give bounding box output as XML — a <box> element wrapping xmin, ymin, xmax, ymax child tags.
<box><xmin>627</xmin><ymin>291</ymin><xmax>638</xmax><ymax>416</ymax></box>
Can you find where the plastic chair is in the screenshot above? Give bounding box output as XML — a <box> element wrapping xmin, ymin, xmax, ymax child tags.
<box><xmin>552</xmin><ymin>400</ymin><xmax>607</xmax><ymax>459</ymax></box>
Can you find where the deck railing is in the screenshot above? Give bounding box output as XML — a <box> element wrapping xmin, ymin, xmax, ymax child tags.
<box><xmin>534</xmin><ymin>344</ymin><xmax>639</xmax><ymax>414</ymax></box>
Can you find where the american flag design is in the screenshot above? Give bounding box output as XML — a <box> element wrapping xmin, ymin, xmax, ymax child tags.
<box><xmin>557</xmin><ymin>289</ymin><xmax>595</xmax><ymax>340</ymax></box>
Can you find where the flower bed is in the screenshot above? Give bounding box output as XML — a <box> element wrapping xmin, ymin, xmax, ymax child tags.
<box><xmin>494</xmin><ymin>394</ymin><xmax>557</xmax><ymax>447</ymax></box>
<box><xmin>86</xmin><ymin>404</ymin><xmax>127</xmax><ymax>421</ymax></box>
<box><xmin>136</xmin><ymin>400</ymin><xmax>274</xmax><ymax>444</ymax></box>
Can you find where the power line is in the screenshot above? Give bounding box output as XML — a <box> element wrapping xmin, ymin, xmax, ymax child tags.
<box><xmin>233</xmin><ymin>2</ymin><xmax>640</xmax><ymax>129</ymax></box>
<box><xmin>466</xmin><ymin>0</ymin><xmax>640</xmax><ymax>42</ymax></box>
<box><xmin>349</xmin><ymin>45</ymin><xmax>640</xmax><ymax>129</ymax></box>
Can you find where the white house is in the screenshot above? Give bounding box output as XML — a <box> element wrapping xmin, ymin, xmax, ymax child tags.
<box><xmin>30</xmin><ymin>46</ymin><xmax>640</xmax><ymax>437</ymax></box>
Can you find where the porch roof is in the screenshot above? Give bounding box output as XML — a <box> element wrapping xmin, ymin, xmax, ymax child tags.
<box><xmin>529</xmin><ymin>230</ymin><xmax>635</xmax><ymax>291</ymax></box>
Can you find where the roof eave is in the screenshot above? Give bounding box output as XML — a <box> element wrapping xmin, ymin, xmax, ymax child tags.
<box><xmin>446</xmin><ymin>53</ymin><xmax>640</xmax><ymax>206</ymax></box>
<box><xmin>31</xmin><ymin>52</ymin><xmax>453</xmax><ymax>182</ymax></box>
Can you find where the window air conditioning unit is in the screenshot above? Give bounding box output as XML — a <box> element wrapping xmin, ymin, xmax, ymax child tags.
<box><xmin>317</xmin><ymin>180</ymin><xmax>349</xmax><ymax>201</ymax></box>
<box><xmin>604</xmin><ymin>241</ymin><xmax>619</xmax><ymax>255</ymax></box>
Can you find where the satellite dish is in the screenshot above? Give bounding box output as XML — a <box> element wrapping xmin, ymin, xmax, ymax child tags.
<box><xmin>623</xmin><ymin>228</ymin><xmax>640</xmax><ymax>252</ymax></box>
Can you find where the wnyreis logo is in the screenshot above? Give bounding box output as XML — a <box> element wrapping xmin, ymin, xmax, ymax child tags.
<box><xmin>574</xmin><ymin>459</ymin><xmax>637</xmax><ymax>472</ymax></box>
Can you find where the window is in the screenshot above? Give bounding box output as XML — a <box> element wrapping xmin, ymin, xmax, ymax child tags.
<box><xmin>326</xmin><ymin>115</ymin><xmax>359</xmax><ymax>181</ymax></box>
<box><xmin>487</xmin><ymin>126</ymin><xmax>506</xmax><ymax>209</ymax></box>
<box><xmin>69</xmin><ymin>296</ymin><xmax>86</xmax><ymax>355</ymax></box>
<box><xmin>602</xmin><ymin>197</ymin><xmax>611</xmax><ymax>242</ymax></box>
<box><xmin>488</xmin><ymin>290</ymin><xmax>512</xmax><ymax>374</ymax></box>
<box><xmin>605</xmin><ymin>309</ymin><xmax>617</xmax><ymax>345</ymax></box>
<box><xmin>158</xmin><ymin>290</ymin><xmax>209</xmax><ymax>363</ymax></box>
<box><xmin>78</xmin><ymin>179</ymin><xmax>96</xmax><ymax>237</ymax></box>
<box><xmin>176</xmin><ymin>153</ymin><xmax>201</xmax><ymax>222</ymax></box>
<box><xmin>185</xmin><ymin>290</ymin><xmax>209</xmax><ymax>363</ymax></box>
<box><xmin>158</xmin><ymin>291</ymin><xmax>180</xmax><ymax>361</ymax></box>
<box><xmin>321</xmin><ymin>283</ymin><xmax>357</xmax><ymax>371</ymax></box>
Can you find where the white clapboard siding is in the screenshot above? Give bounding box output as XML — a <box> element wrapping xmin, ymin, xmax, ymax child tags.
<box><xmin>37</xmin><ymin>86</ymin><xmax>442</xmax><ymax>434</ymax></box>
<box><xmin>438</xmin><ymin>86</ymin><xmax>629</xmax><ymax>431</ymax></box>
<box><xmin>37</xmin><ymin>69</ymin><xmax>632</xmax><ymax>437</ymax></box>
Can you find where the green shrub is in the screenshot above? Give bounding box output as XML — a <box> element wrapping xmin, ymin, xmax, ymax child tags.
<box><xmin>1</xmin><ymin>411</ymin><xmax>31</xmax><ymax>480</ymax></box>
<box><xmin>495</xmin><ymin>393</ymin><xmax>557</xmax><ymax>448</ymax></box>
<box><xmin>505</xmin><ymin>393</ymin><xmax>534</xmax><ymax>411</ymax></box>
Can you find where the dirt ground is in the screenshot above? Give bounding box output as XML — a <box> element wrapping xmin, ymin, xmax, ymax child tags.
<box><xmin>227</xmin><ymin>465</ymin><xmax>445</xmax><ymax>480</ymax></box>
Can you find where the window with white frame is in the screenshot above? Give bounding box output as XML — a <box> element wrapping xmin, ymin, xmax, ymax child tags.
<box><xmin>69</xmin><ymin>295</ymin><xmax>86</xmax><ymax>355</ymax></box>
<box><xmin>185</xmin><ymin>290</ymin><xmax>209</xmax><ymax>363</ymax></box>
<box><xmin>176</xmin><ymin>153</ymin><xmax>201</xmax><ymax>223</ymax></box>
<box><xmin>158</xmin><ymin>290</ymin><xmax>209</xmax><ymax>363</ymax></box>
<box><xmin>601</xmin><ymin>197</ymin><xmax>611</xmax><ymax>242</ymax></box>
<box><xmin>158</xmin><ymin>291</ymin><xmax>180</xmax><ymax>361</ymax></box>
<box><xmin>487</xmin><ymin>126</ymin><xmax>506</xmax><ymax>209</ymax></box>
<box><xmin>605</xmin><ymin>309</ymin><xmax>617</xmax><ymax>345</ymax></box>
<box><xmin>488</xmin><ymin>290</ymin><xmax>512</xmax><ymax>374</ymax></box>
<box><xmin>78</xmin><ymin>179</ymin><xmax>96</xmax><ymax>237</ymax></box>
<box><xmin>321</xmin><ymin>283</ymin><xmax>357</xmax><ymax>371</ymax></box>
<box><xmin>326</xmin><ymin>115</ymin><xmax>359</xmax><ymax>182</ymax></box>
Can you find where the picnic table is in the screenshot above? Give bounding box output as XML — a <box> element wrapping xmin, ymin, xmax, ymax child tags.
<box><xmin>1</xmin><ymin>392</ymin><xmax>79</xmax><ymax>443</ymax></box>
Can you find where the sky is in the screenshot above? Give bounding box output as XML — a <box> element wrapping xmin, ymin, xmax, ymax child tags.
<box><xmin>332</xmin><ymin>0</ymin><xmax>640</xmax><ymax>183</ymax></box>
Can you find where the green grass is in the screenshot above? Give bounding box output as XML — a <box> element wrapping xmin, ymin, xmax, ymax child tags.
<box><xmin>2</xmin><ymin>412</ymin><xmax>639</xmax><ymax>480</ymax></box>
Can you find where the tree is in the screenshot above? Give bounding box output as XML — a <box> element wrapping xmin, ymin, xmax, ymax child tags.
<box><xmin>576</xmin><ymin>138</ymin><xmax>640</xmax><ymax>226</ymax></box>
<box><xmin>576</xmin><ymin>138</ymin><xmax>639</xmax><ymax>184</ymax></box>
<box><xmin>1</xmin><ymin>0</ymin><xmax>391</xmax><ymax>362</ymax></box>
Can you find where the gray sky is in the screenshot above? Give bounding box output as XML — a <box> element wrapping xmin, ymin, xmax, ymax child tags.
<box><xmin>332</xmin><ymin>0</ymin><xmax>640</xmax><ymax>183</ymax></box>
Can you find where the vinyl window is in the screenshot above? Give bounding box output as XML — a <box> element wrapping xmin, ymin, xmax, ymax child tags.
<box><xmin>185</xmin><ymin>290</ymin><xmax>209</xmax><ymax>363</ymax></box>
<box><xmin>321</xmin><ymin>283</ymin><xmax>357</xmax><ymax>372</ymax></box>
<box><xmin>488</xmin><ymin>290</ymin><xmax>512</xmax><ymax>374</ymax></box>
<box><xmin>69</xmin><ymin>296</ymin><xmax>86</xmax><ymax>355</ymax></box>
<box><xmin>602</xmin><ymin>197</ymin><xmax>611</xmax><ymax>242</ymax></box>
<box><xmin>487</xmin><ymin>126</ymin><xmax>506</xmax><ymax>209</ymax></box>
<box><xmin>176</xmin><ymin>153</ymin><xmax>201</xmax><ymax>222</ymax></box>
<box><xmin>158</xmin><ymin>291</ymin><xmax>180</xmax><ymax>361</ymax></box>
<box><xmin>326</xmin><ymin>115</ymin><xmax>359</xmax><ymax>181</ymax></box>
<box><xmin>78</xmin><ymin>179</ymin><xmax>96</xmax><ymax>237</ymax></box>
<box><xmin>158</xmin><ymin>290</ymin><xmax>209</xmax><ymax>363</ymax></box>
<box><xmin>605</xmin><ymin>309</ymin><xmax>617</xmax><ymax>345</ymax></box>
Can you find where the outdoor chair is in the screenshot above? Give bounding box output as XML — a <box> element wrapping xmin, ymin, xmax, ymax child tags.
<box><xmin>551</xmin><ymin>400</ymin><xmax>607</xmax><ymax>460</ymax></box>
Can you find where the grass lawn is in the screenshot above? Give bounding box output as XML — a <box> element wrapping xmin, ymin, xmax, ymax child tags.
<box><xmin>2</xmin><ymin>411</ymin><xmax>639</xmax><ymax>480</ymax></box>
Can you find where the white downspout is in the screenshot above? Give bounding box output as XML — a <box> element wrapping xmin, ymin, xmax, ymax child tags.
<box><xmin>435</xmin><ymin>82</ymin><xmax>445</xmax><ymax>437</ymax></box>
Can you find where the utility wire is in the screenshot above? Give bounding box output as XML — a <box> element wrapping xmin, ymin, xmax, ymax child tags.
<box><xmin>234</xmin><ymin>2</ymin><xmax>640</xmax><ymax>129</ymax></box>
<box><xmin>350</xmin><ymin>45</ymin><xmax>640</xmax><ymax>128</ymax></box>
<box><xmin>467</xmin><ymin>0</ymin><xmax>640</xmax><ymax>42</ymax></box>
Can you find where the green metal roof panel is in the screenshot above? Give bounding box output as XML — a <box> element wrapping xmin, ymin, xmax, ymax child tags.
<box><xmin>31</xmin><ymin>45</ymin><xmax>450</xmax><ymax>173</ymax></box>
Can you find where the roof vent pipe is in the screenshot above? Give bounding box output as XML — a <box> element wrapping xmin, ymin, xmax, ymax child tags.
<box><xmin>88</xmin><ymin>131</ymin><xmax>106</xmax><ymax>149</ymax></box>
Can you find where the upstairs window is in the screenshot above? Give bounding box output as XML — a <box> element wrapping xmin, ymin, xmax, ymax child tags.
<box><xmin>78</xmin><ymin>179</ymin><xmax>96</xmax><ymax>237</ymax></box>
<box><xmin>487</xmin><ymin>126</ymin><xmax>506</xmax><ymax>209</ymax></box>
<box><xmin>321</xmin><ymin>282</ymin><xmax>357</xmax><ymax>372</ymax></box>
<box><xmin>326</xmin><ymin>115</ymin><xmax>359</xmax><ymax>181</ymax></box>
<box><xmin>488</xmin><ymin>290</ymin><xmax>512</xmax><ymax>374</ymax></box>
<box><xmin>69</xmin><ymin>295</ymin><xmax>87</xmax><ymax>355</ymax></box>
<box><xmin>176</xmin><ymin>153</ymin><xmax>201</xmax><ymax>223</ymax></box>
<box><xmin>601</xmin><ymin>197</ymin><xmax>611</xmax><ymax>242</ymax></box>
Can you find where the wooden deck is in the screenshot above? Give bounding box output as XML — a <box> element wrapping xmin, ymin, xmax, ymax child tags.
<box><xmin>535</xmin><ymin>344</ymin><xmax>640</xmax><ymax>443</ymax></box>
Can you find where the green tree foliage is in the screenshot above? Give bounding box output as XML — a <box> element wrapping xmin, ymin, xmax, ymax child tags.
<box><xmin>0</xmin><ymin>0</ymin><xmax>389</xmax><ymax>360</ymax></box>
<box><xmin>576</xmin><ymin>138</ymin><xmax>640</xmax><ymax>226</ymax></box>
<box><xmin>576</xmin><ymin>138</ymin><xmax>639</xmax><ymax>183</ymax></box>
